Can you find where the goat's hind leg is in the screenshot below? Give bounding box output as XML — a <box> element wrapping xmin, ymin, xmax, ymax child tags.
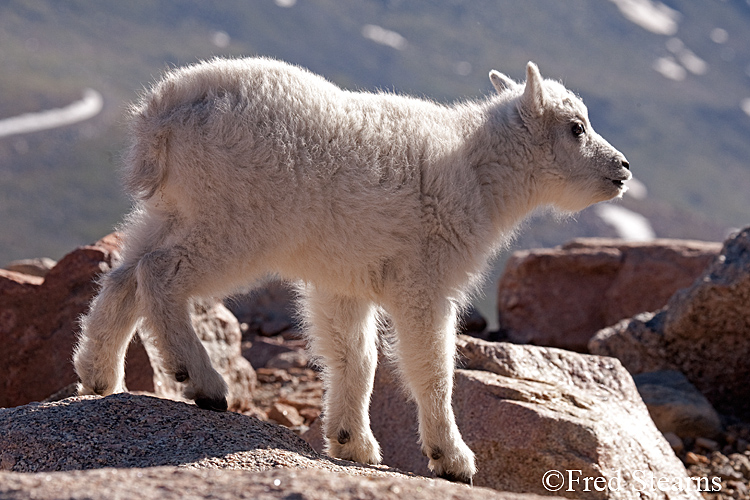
<box><xmin>135</xmin><ymin>246</ymin><xmax>228</xmax><ymax>411</ymax></box>
<box><xmin>74</xmin><ymin>263</ymin><xmax>140</xmax><ymax>396</ymax></box>
<box><xmin>303</xmin><ymin>287</ymin><xmax>382</xmax><ymax>465</ymax></box>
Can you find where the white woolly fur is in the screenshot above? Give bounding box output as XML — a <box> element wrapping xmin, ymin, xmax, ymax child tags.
<box><xmin>74</xmin><ymin>57</ymin><xmax>630</xmax><ymax>483</ymax></box>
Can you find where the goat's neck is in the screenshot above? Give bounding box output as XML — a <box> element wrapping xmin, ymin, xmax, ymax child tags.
<box><xmin>458</xmin><ymin>100</ymin><xmax>546</xmax><ymax>240</ymax></box>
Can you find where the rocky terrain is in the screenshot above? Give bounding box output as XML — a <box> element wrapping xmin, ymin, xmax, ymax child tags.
<box><xmin>2</xmin><ymin>228</ymin><xmax>749</xmax><ymax>498</ymax></box>
<box><xmin>0</xmin><ymin>394</ymin><xmax>522</xmax><ymax>499</ymax></box>
<box><xmin>497</xmin><ymin>238</ymin><xmax>722</xmax><ymax>352</ymax></box>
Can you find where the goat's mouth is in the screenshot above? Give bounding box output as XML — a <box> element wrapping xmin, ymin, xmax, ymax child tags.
<box><xmin>607</xmin><ymin>173</ymin><xmax>631</xmax><ymax>189</ymax></box>
<box><xmin>604</xmin><ymin>177</ymin><xmax>630</xmax><ymax>196</ymax></box>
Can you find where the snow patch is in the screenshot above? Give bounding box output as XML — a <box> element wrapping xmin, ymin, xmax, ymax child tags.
<box><xmin>625</xmin><ymin>177</ymin><xmax>648</xmax><ymax>200</ymax></box>
<box><xmin>609</xmin><ymin>0</ymin><xmax>680</xmax><ymax>35</ymax></box>
<box><xmin>0</xmin><ymin>88</ymin><xmax>103</xmax><ymax>138</ymax></box>
<box><xmin>653</xmin><ymin>56</ymin><xmax>686</xmax><ymax>81</ymax></box>
<box><xmin>361</xmin><ymin>24</ymin><xmax>407</xmax><ymax>50</ymax></box>
<box><xmin>666</xmin><ymin>38</ymin><xmax>707</xmax><ymax>75</ymax></box>
<box><xmin>741</xmin><ymin>98</ymin><xmax>750</xmax><ymax>117</ymax></box>
<box><xmin>455</xmin><ymin>61</ymin><xmax>472</xmax><ymax>76</ymax></box>
<box><xmin>212</xmin><ymin>31</ymin><xmax>230</xmax><ymax>48</ymax></box>
<box><xmin>594</xmin><ymin>204</ymin><xmax>656</xmax><ymax>242</ymax></box>
<box><xmin>710</xmin><ymin>28</ymin><xmax>729</xmax><ymax>44</ymax></box>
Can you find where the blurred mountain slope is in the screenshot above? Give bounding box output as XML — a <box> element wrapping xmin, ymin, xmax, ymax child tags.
<box><xmin>0</xmin><ymin>0</ymin><xmax>747</xmax><ymax>266</ymax></box>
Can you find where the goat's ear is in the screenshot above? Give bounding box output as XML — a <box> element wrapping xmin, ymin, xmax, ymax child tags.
<box><xmin>489</xmin><ymin>70</ymin><xmax>515</xmax><ymax>94</ymax></box>
<box><xmin>521</xmin><ymin>62</ymin><xmax>545</xmax><ymax>115</ymax></box>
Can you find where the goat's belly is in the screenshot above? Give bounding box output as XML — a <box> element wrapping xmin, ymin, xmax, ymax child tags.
<box><xmin>273</xmin><ymin>248</ymin><xmax>389</xmax><ymax>298</ymax></box>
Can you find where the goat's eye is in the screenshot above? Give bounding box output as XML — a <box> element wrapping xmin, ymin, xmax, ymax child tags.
<box><xmin>571</xmin><ymin>122</ymin><xmax>585</xmax><ymax>137</ymax></box>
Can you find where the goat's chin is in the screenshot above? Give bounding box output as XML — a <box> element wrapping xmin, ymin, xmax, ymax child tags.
<box><xmin>550</xmin><ymin>189</ymin><xmax>609</xmax><ymax>214</ymax></box>
<box><xmin>547</xmin><ymin>177</ymin><xmax>629</xmax><ymax>213</ymax></box>
<box><xmin>552</xmin><ymin>198</ymin><xmax>599</xmax><ymax>214</ymax></box>
<box><xmin>590</xmin><ymin>180</ymin><xmax>629</xmax><ymax>205</ymax></box>
<box><xmin>607</xmin><ymin>182</ymin><xmax>629</xmax><ymax>201</ymax></box>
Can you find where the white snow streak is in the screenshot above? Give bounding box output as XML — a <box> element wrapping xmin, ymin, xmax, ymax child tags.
<box><xmin>361</xmin><ymin>24</ymin><xmax>407</xmax><ymax>50</ymax></box>
<box><xmin>595</xmin><ymin>204</ymin><xmax>656</xmax><ymax>242</ymax></box>
<box><xmin>608</xmin><ymin>0</ymin><xmax>680</xmax><ymax>35</ymax></box>
<box><xmin>0</xmin><ymin>89</ymin><xmax>103</xmax><ymax>138</ymax></box>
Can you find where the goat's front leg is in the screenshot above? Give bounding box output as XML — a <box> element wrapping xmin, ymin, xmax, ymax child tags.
<box><xmin>388</xmin><ymin>298</ymin><xmax>476</xmax><ymax>484</ymax></box>
<box><xmin>302</xmin><ymin>287</ymin><xmax>382</xmax><ymax>465</ymax></box>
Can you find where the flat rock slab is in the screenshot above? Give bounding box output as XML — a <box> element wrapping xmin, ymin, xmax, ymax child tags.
<box><xmin>0</xmin><ymin>467</ymin><xmax>549</xmax><ymax>500</ymax></box>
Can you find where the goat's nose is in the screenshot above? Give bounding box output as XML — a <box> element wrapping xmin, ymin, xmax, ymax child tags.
<box><xmin>621</xmin><ymin>159</ymin><xmax>630</xmax><ymax>170</ymax></box>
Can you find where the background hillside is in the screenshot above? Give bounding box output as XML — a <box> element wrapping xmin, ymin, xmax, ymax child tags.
<box><xmin>1</xmin><ymin>0</ymin><xmax>748</xmax><ymax>324</ymax></box>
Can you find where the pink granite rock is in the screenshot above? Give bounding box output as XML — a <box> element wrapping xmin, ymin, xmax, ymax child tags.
<box><xmin>0</xmin><ymin>233</ymin><xmax>129</xmax><ymax>407</ymax></box>
<box><xmin>497</xmin><ymin>238</ymin><xmax>720</xmax><ymax>352</ymax></box>
<box><xmin>591</xmin><ymin>227</ymin><xmax>750</xmax><ymax>419</ymax></box>
<box><xmin>1</xmin><ymin>234</ymin><xmax>255</xmax><ymax>411</ymax></box>
<box><xmin>369</xmin><ymin>336</ymin><xmax>700</xmax><ymax>499</ymax></box>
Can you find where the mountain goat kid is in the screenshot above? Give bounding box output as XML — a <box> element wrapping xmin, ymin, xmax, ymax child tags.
<box><xmin>74</xmin><ymin>57</ymin><xmax>630</xmax><ymax>483</ymax></box>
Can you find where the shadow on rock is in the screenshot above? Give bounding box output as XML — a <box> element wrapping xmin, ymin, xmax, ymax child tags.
<box><xmin>0</xmin><ymin>393</ymin><xmax>396</xmax><ymax>477</ymax></box>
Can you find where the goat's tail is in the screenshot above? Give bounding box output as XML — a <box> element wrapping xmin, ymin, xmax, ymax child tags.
<box><xmin>123</xmin><ymin>99</ymin><xmax>172</xmax><ymax>201</ymax></box>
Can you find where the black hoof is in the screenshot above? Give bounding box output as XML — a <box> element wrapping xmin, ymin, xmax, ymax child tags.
<box><xmin>195</xmin><ymin>395</ymin><xmax>228</xmax><ymax>412</ymax></box>
<box><xmin>437</xmin><ymin>471</ymin><xmax>473</xmax><ymax>486</ymax></box>
<box><xmin>337</xmin><ymin>429</ymin><xmax>351</xmax><ymax>445</ymax></box>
